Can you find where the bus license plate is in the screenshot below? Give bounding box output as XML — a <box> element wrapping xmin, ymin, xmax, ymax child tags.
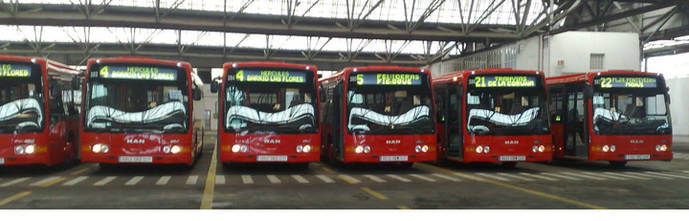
<box><xmin>118</xmin><ymin>156</ymin><xmax>153</xmax><ymax>163</ymax></box>
<box><xmin>499</xmin><ymin>155</ymin><xmax>526</xmax><ymax>161</ymax></box>
<box><xmin>380</xmin><ymin>155</ymin><xmax>408</xmax><ymax>162</ymax></box>
<box><xmin>0</xmin><ymin>157</ymin><xmax>4</xmax><ymax>164</ymax></box>
<box><xmin>256</xmin><ymin>155</ymin><xmax>288</xmax><ymax>162</ymax></box>
<box><xmin>625</xmin><ymin>154</ymin><xmax>650</xmax><ymax>160</ymax></box>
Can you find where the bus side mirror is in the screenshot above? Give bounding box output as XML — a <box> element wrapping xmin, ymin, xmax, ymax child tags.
<box><xmin>583</xmin><ymin>87</ymin><xmax>593</xmax><ymax>98</ymax></box>
<box><xmin>71</xmin><ymin>77</ymin><xmax>79</xmax><ymax>90</ymax></box>
<box><xmin>437</xmin><ymin>112</ymin><xmax>446</xmax><ymax>123</ymax></box>
<box><xmin>210</xmin><ymin>81</ymin><xmax>218</xmax><ymax>93</ymax></box>
<box><xmin>193</xmin><ymin>88</ymin><xmax>202</xmax><ymax>101</ymax></box>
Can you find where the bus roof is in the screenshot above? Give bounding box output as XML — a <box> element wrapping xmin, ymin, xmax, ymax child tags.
<box><xmin>432</xmin><ymin>68</ymin><xmax>543</xmax><ymax>84</ymax></box>
<box><xmin>545</xmin><ymin>70</ymin><xmax>660</xmax><ymax>85</ymax></box>
<box><xmin>221</xmin><ymin>61</ymin><xmax>315</xmax><ymax>71</ymax></box>
<box><xmin>85</xmin><ymin>56</ymin><xmax>201</xmax><ymax>87</ymax></box>
<box><xmin>1</xmin><ymin>54</ymin><xmax>79</xmax><ymax>76</ymax></box>
<box><xmin>320</xmin><ymin>65</ymin><xmax>429</xmax><ymax>83</ymax></box>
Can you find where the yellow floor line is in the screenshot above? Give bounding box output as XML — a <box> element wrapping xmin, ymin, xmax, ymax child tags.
<box><xmin>321</xmin><ymin>166</ymin><xmax>336</xmax><ymax>174</ymax></box>
<box><xmin>0</xmin><ymin>191</ymin><xmax>31</xmax><ymax>207</ymax></box>
<box><xmin>397</xmin><ymin>205</ymin><xmax>410</xmax><ymax>209</ymax></box>
<box><xmin>40</xmin><ymin>177</ymin><xmax>67</xmax><ymax>187</ymax></box>
<box><xmin>200</xmin><ymin>142</ymin><xmax>218</xmax><ymax>209</ymax></box>
<box><xmin>417</xmin><ymin>163</ymin><xmax>606</xmax><ymax>209</ymax></box>
<box><xmin>69</xmin><ymin>168</ymin><xmax>90</xmax><ymax>176</ymax></box>
<box><xmin>361</xmin><ymin>187</ymin><xmax>389</xmax><ymax>200</ymax></box>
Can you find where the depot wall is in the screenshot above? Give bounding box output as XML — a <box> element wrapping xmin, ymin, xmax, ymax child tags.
<box><xmin>429</xmin><ymin>31</ymin><xmax>641</xmax><ymax>77</ymax></box>
<box><xmin>192</xmin><ymin>84</ymin><xmax>219</xmax><ymax>132</ymax></box>
<box><xmin>666</xmin><ymin>77</ymin><xmax>689</xmax><ymax>136</ymax></box>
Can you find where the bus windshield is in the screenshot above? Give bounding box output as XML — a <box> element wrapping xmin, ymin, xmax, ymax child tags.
<box><xmin>346</xmin><ymin>72</ymin><xmax>434</xmax><ymax>135</ymax></box>
<box><xmin>0</xmin><ymin>63</ymin><xmax>44</xmax><ymax>134</ymax></box>
<box><xmin>465</xmin><ymin>75</ymin><xmax>550</xmax><ymax>135</ymax></box>
<box><xmin>592</xmin><ymin>91</ymin><xmax>670</xmax><ymax>135</ymax></box>
<box><xmin>84</xmin><ymin>64</ymin><xmax>190</xmax><ymax>133</ymax></box>
<box><xmin>223</xmin><ymin>69</ymin><xmax>318</xmax><ymax>134</ymax></box>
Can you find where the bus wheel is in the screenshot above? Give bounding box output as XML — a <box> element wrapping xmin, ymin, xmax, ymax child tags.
<box><xmin>500</xmin><ymin>162</ymin><xmax>518</xmax><ymax>169</ymax></box>
<box><xmin>294</xmin><ymin>163</ymin><xmax>309</xmax><ymax>170</ymax></box>
<box><xmin>99</xmin><ymin>163</ymin><xmax>115</xmax><ymax>170</ymax></box>
<box><xmin>398</xmin><ymin>162</ymin><xmax>414</xmax><ymax>169</ymax></box>
<box><xmin>609</xmin><ymin>161</ymin><xmax>627</xmax><ymax>168</ymax></box>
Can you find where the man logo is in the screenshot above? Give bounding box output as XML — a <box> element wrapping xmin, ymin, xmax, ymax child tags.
<box><xmin>386</xmin><ymin>140</ymin><xmax>401</xmax><ymax>144</ymax></box>
<box><xmin>126</xmin><ymin>139</ymin><xmax>145</xmax><ymax>144</ymax></box>
<box><xmin>505</xmin><ymin>140</ymin><xmax>519</xmax><ymax>145</ymax></box>
<box><xmin>264</xmin><ymin>139</ymin><xmax>281</xmax><ymax>144</ymax></box>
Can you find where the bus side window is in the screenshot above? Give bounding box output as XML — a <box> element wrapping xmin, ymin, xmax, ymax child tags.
<box><xmin>48</xmin><ymin>78</ymin><xmax>67</xmax><ymax>126</ymax></box>
<box><xmin>548</xmin><ymin>86</ymin><xmax>564</xmax><ymax>123</ymax></box>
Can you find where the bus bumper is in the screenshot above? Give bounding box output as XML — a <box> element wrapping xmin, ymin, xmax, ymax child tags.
<box><xmin>460</xmin><ymin>151</ymin><xmax>553</xmax><ymax>163</ymax></box>
<box><xmin>588</xmin><ymin>151</ymin><xmax>673</xmax><ymax>162</ymax></box>
<box><xmin>0</xmin><ymin>152</ymin><xmax>52</xmax><ymax>166</ymax></box>
<box><xmin>81</xmin><ymin>153</ymin><xmax>193</xmax><ymax>165</ymax></box>
<box><xmin>342</xmin><ymin>152</ymin><xmax>436</xmax><ymax>163</ymax></box>
<box><xmin>219</xmin><ymin>150</ymin><xmax>320</xmax><ymax>163</ymax></box>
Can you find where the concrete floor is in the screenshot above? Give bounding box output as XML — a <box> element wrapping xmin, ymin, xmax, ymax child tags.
<box><xmin>1</xmin><ymin>136</ymin><xmax>689</xmax><ymax>209</ymax></box>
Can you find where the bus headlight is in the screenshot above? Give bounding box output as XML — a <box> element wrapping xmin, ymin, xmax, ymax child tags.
<box><xmin>231</xmin><ymin>144</ymin><xmax>241</xmax><ymax>153</ymax></box>
<box><xmin>25</xmin><ymin>145</ymin><xmax>35</xmax><ymax>154</ymax></box>
<box><xmin>415</xmin><ymin>145</ymin><xmax>421</xmax><ymax>153</ymax></box>
<box><xmin>363</xmin><ymin>146</ymin><xmax>370</xmax><ymax>153</ymax></box>
<box><xmin>422</xmin><ymin>145</ymin><xmax>429</xmax><ymax>153</ymax></box>
<box><xmin>171</xmin><ymin>145</ymin><xmax>181</xmax><ymax>154</ymax></box>
<box><xmin>538</xmin><ymin>145</ymin><xmax>545</xmax><ymax>153</ymax></box>
<box><xmin>475</xmin><ymin>146</ymin><xmax>483</xmax><ymax>153</ymax></box>
<box><xmin>241</xmin><ymin>145</ymin><xmax>248</xmax><ymax>152</ymax></box>
<box><xmin>355</xmin><ymin>146</ymin><xmax>364</xmax><ymax>154</ymax></box>
<box><xmin>532</xmin><ymin>146</ymin><xmax>538</xmax><ymax>153</ymax></box>
<box><xmin>610</xmin><ymin>145</ymin><xmax>616</xmax><ymax>152</ymax></box>
<box><xmin>163</xmin><ymin>146</ymin><xmax>171</xmax><ymax>153</ymax></box>
<box><xmin>303</xmin><ymin>145</ymin><xmax>312</xmax><ymax>153</ymax></box>
<box><xmin>14</xmin><ymin>146</ymin><xmax>24</xmax><ymax>155</ymax></box>
<box><xmin>602</xmin><ymin>145</ymin><xmax>609</xmax><ymax>152</ymax></box>
<box><xmin>296</xmin><ymin>145</ymin><xmax>303</xmax><ymax>153</ymax></box>
<box><xmin>483</xmin><ymin>146</ymin><xmax>489</xmax><ymax>153</ymax></box>
<box><xmin>660</xmin><ymin>144</ymin><xmax>668</xmax><ymax>152</ymax></box>
<box><xmin>92</xmin><ymin>144</ymin><xmax>108</xmax><ymax>153</ymax></box>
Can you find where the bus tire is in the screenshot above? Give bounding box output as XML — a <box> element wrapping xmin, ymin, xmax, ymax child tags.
<box><xmin>500</xmin><ymin>162</ymin><xmax>518</xmax><ymax>169</ymax></box>
<box><xmin>398</xmin><ymin>162</ymin><xmax>414</xmax><ymax>169</ymax></box>
<box><xmin>609</xmin><ymin>161</ymin><xmax>627</xmax><ymax>168</ymax></box>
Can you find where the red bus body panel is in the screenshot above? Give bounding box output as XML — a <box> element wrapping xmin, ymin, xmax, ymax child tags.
<box><xmin>320</xmin><ymin>66</ymin><xmax>437</xmax><ymax>163</ymax></box>
<box><xmin>0</xmin><ymin>55</ymin><xmax>79</xmax><ymax>166</ymax></box>
<box><xmin>80</xmin><ymin>57</ymin><xmax>201</xmax><ymax>165</ymax></box>
<box><xmin>547</xmin><ymin>70</ymin><xmax>673</xmax><ymax>162</ymax></box>
<box><xmin>433</xmin><ymin>69</ymin><xmax>554</xmax><ymax>163</ymax></box>
<box><xmin>218</xmin><ymin>62</ymin><xmax>321</xmax><ymax>163</ymax></box>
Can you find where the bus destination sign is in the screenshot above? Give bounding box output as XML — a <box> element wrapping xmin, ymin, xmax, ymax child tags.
<box><xmin>99</xmin><ymin>65</ymin><xmax>178</xmax><ymax>81</ymax></box>
<box><xmin>598</xmin><ymin>77</ymin><xmax>657</xmax><ymax>88</ymax></box>
<box><xmin>355</xmin><ymin>73</ymin><xmax>422</xmax><ymax>86</ymax></box>
<box><xmin>0</xmin><ymin>64</ymin><xmax>31</xmax><ymax>78</ymax></box>
<box><xmin>233</xmin><ymin>69</ymin><xmax>306</xmax><ymax>83</ymax></box>
<box><xmin>473</xmin><ymin>75</ymin><xmax>536</xmax><ymax>88</ymax></box>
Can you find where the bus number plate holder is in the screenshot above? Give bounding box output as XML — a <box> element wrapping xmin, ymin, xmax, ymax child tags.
<box><xmin>499</xmin><ymin>155</ymin><xmax>526</xmax><ymax>161</ymax></box>
<box><xmin>118</xmin><ymin>156</ymin><xmax>153</xmax><ymax>163</ymax></box>
<box><xmin>380</xmin><ymin>155</ymin><xmax>408</xmax><ymax>162</ymax></box>
<box><xmin>257</xmin><ymin>155</ymin><xmax>288</xmax><ymax>162</ymax></box>
<box><xmin>624</xmin><ymin>154</ymin><xmax>650</xmax><ymax>160</ymax></box>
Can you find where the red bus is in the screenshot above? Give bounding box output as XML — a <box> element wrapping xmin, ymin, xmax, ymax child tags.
<box><xmin>210</xmin><ymin>62</ymin><xmax>320</xmax><ymax>166</ymax></box>
<box><xmin>319</xmin><ymin>66</ymin><xmax>436</xmax><ymax>166</ymax></box>
<box><xmin>80</xmin><ymin>57</ymin><xmax>204</xmax><ymax>167</ymax></box>
<box><xmin>432</xmin><ymin>69</ymin><xmax>553</xmax><ymax>167</ymax></box>
<box><xmin>1</xmin><ymin>55</ymin><xmax>81</xmax><ymax>166</ymax></box>
<box><xmin>546</xmin><ymin>70</ymin><xmax>672</xmax><ymax>167</ymax></box>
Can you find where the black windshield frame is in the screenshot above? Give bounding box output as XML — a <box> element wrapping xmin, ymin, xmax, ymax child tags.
<box><xmin>83</xmin><ymin>62</ymin><xmax>191</xmax><ymax>134</ymax></box>
<box><xmin>345</xmin><ymin>71</ymin><xmax>435</xmax><ymax>135</ymax></box>
<box><xmin>465</xmin><ymin>74</ymin><xmax>550</xmax><ymax>136</ymax></box>
<box><xmin>0</xmin><ymin>61</ymin><xmax>46</xmax><ymax>134</ymax></box>
<box><xmin>591</xmin><ymin>75</ymin><xmax>671</xmax><ymax>135</ymax></box>
<box><xmin>222</xmin><ymin>67</ymin><xmax>319</xmax><ymax>134</ymax></box>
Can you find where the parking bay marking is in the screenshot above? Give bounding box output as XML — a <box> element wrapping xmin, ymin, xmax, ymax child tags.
<box><xmin>267</xmin><ymin>175</ymin><xmax>282</xmax><ymax>184</ymax></box>
<box><xmin>497</xmin><ymin>173</ymin><xmax>535</xmax><ymax>181</ymax></box>
<box><xmin>431</xmin><ymin>173</ymin><xmax>462</xmax><ymax>182</ymax></box>
<box><xmin>125</xmin><ymin>176</ymin><xmax>145</xmax><ymax>186</ymax></box>
<box><xmin>0</xmin><ymin>178</ymin><xmax>30</xmax><ymax>187</ymax></box>
<box><xmin>362</xmin><ymin>175</ymin><xmax>387</xmax><ymax>183</ymax></box>
<box><xmin>156</xmin><ymin>176</ymin><xmax>172</xmax><ymax>185</ymax></box>
<box><xmin>644</xmin><ymin>172</ymin><xmax>689</xmax><ymax>179</ymax></box>
<box><xmin>519</xmin><ymin>173</ymin><xmax>558</xmax><ymax>181</ymax></box>
<box><xmin>385</xmin><ymin>174</ymin><xmax>411</xmax><ymax>182</ymax></box>
<box><xmin>63</xmin><ymin>176</ymin><xmax>89</xmax><ymax>186</ymax></box>
<box><xmin>338</xmin><ymin>175</ymin><xmax>361</xmax><ymax>184</ymax></box>
<box><xmin>623</xmin><ymin>172</ymin><xmax>673</xmax><ymax>180</ymax></box>
<box><xmin>93</xmin><ymin>176</ymin><xmax>117</xmax><ymax>186</ymax></box>
<box><xmin>241</xmin><ymin>175</ymin><xmax>254</xmax><ymax>184</ymax></box>
<box><xmin>291</xmin><ymin>175</ymin><xmax>309</xmax><ymax>184</ymax></box>
<box><xmin>315</xmin><ymin>175</ymin><xmax>335</xmax><ymax>183</ymax></box>
<box><xmin>476</xmin><ymin>173</ymin><xmax>511</xmax><ymax>181</ymax></box>
<box><xmin>560</xmin><ymin>172</ymin><xmax>607</xmax><ymax>181</ymax></box>
<box><xmin>409</xmin><ymin>174</ymin><xmax>437</xmax><ymax>182</ymax></box>
<box><xmin>186</xmin><ymin>176</ymin><xmax>199</xmax><ymax>185</ymax></box>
